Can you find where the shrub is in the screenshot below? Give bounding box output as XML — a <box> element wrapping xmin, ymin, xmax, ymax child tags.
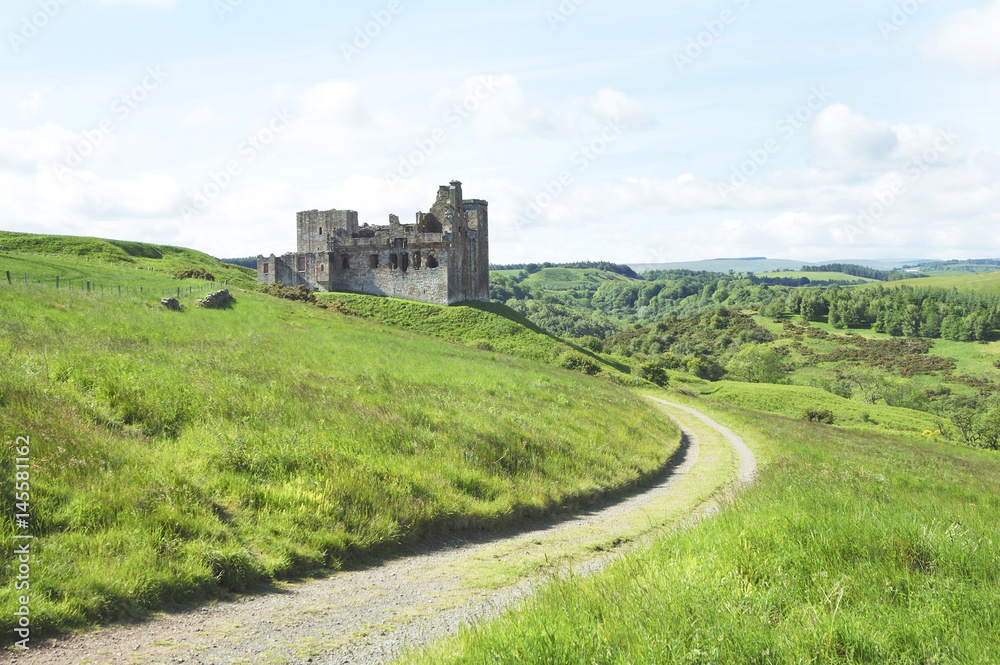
<box><xmin>638</xmin><ymin>362</ymin><xmax>669</xmax><ymax>387</ymax></box>
<box><xmin>557</xmin><ymin>351</ymin><xmax>601</xmax><ymax>376</ymax></box>
<box><xmin>576</xmin><ymin>336</ymin><xmax>604</xmax><ymax>353</ymax></box>
<box><xmin>173</xmin><ymin>267</ymin><xmax>216</xmax><ymax>281</ymax></box>
<box><xmin>803</xmin><ymin>407</ymin><xmax>836</xmax><ymax>424</ymax></box>
<box><xmin>262</xmin><ymin>284</ymin><xmax>316</xmax><ymax>303</ymax></box>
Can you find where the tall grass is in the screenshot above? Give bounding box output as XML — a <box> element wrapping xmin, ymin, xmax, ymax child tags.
<box><xmin>318</xmin><ymin>293</ymin><xmax>628</xmax><ymax>372</ymax></box>
<box><xmin>407</xmin><ymin>401</ymin><xmax>1000</xmax><ymax>664</ymax></box>
<box><xmin>0</xmin><ymin>281</ymin><xmax>680</xmax><ymax>639</ymax></box>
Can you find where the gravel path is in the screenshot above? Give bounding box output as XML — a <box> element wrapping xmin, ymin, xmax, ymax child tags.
<box><xmin>10</xmin><ymin>400</ymin><xmax>755</xmax><ymax>665</ymax></box>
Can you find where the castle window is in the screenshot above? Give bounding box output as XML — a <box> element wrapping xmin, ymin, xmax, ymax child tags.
<box><xmin>414</xmin><ymin>251</ymin><xmax>422</xmax><ymax>269</ymax></box>
<box><xmin>427</xmin><ymin>251</ymin><xmax>439</xmax><ymax>269</ymax></box>
<box><xmin>319</xmin><ymin>264</ymin><xmax>325</xmax><ymax>273</ymax></box>
<box><xmin>319</xmin><ymin>227</ymin><xmax>323</xmax><ymax>236</ymax></box>
<box><xmin>297</xmin><ymin>257</ymin><xmax>306</xmax><ymax>272</ymax></box>
<box><xmin>390</xmin><ymin>253</ymin><xmax>399</xmax><ymax>270</ymax></box>
<box><xmin>342</xmin><ymin>255</ymin><xmax>350</xmax><ymax>270</ymax></box>
<box><xmin>369</xmin><ymin>254</ymin><xmax>379</xmax><ymax>269</ymax></box>
<box><xmin>263</xmin><ymin>263</ymin><xmax>269</xmax><ymax>275</ymax></box>
<box><xmin>401</xmin><ymin>253</ymin><xmax>409</xmax><ymax>272</ymax></box>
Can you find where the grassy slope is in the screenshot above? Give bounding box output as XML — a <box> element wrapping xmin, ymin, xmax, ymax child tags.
<box><xmin>692</xmin><ymin>381</ymin><xmax>943</xmax><ymax>435</ymax></box>
<box><xmin>0</xmin><ymin>231</ymin><xmax>257</xmax><ymax>291</ymax></box>
<box><xmin>765</xmin><ymin>271</ymin><xmax>877</xmax><ymax>283</ymax></box>
<box><xmin>316</xmin><ymin>292</ymin><xmax>629</xmax><ymax>373</ymax></box>
<box><xmin>519</xmin><ymin>268</ymin><xmax>633</xmax><ymax>291</ymax></box>
<box><xmin>0</xmin><ymin>272</ymin><xmax>681</xmax><ymax>637</ymax></box>
<box><xmin>876</xmin><ymin>270</ymin><xmax>1000</xmax><ymax>293</ymax></box>
<box><xmin>408</xmin><ymin>396</ymin><xmax>1000</xmax><ymax>664</ymax></box>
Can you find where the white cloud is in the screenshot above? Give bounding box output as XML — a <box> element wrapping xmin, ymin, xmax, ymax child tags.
<box><xmin>812</xmin><ymin>104</ymin><xmax>899</xmax><ymax>168</ymax></box>
<box><xmin>811</xmin><ymin>105</ymin><xmax>965</xmax><ymax>174</ymax></box>
<box><xmin>0</xmin><ymin>122</ymin><xmax>78</xmax><ymax>170</ymax></box>
<box><xmin>284</xmin><ymin>80</ymin><xmax>412</xmax><ymax>157</ymax></box>
<box><xmin>589</xmin><ymin>88</ymin><xmax>656</xmax><ymax>130</ymax></box>
<box><xmin>922</xmin><ymin>0</ymin><xmax>1000</xmax><ymax>73</ymax></box>
<box><xmin>431</xmin><ymin>74</ymin><xmax>551</xmax><ymax>138</ymax></box>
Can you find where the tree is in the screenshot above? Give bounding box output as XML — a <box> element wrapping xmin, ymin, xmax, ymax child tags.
<box><xmin>726</xmin><ymin>344</ymin><xmax>785</xmax><ymax>384</ymax></box>
<box><xmin>839</xmin><ymin>366</ymin><xmax>894</xmax><ymax>405</ymax></box>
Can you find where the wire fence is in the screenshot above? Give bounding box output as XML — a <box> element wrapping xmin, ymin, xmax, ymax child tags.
<box><xmin>3</xmin><ymin>269</ymin><xmax>228</xmax><ymax>299</ymax></box>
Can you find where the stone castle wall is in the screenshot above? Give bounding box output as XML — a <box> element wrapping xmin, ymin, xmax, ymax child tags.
<box><xmin>257</xmin><ymin>181</ymin><xmax>488</xmax><ymax>306</ymax></box>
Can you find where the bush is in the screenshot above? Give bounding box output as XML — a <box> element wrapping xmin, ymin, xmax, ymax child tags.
<box><xmin>575</xmin><ymin>336</ymin><xmax>604</xmax><ymax>353</ymax></box>
<box><xmin>557</xmin><ymin>351</ymin><xmax>601</xmax><ymax>376</ymax></box>
<box><xmin>638</xmin><ymin>362</ymin><xmax>669</xmax><ymax>387</ymax></box>
<box><xmin>262</xmin><ymin>284</ymin><xmax>316</xmax><ymax>303</ymax></box>
<box><xmin>803</xmin><ymin>407</ymin><xmax>836</xmax><ymax>424</ymax></box>
<box><xmin>174</xmin><ymin>267</ymin><xmax>216</xmax><ymax>281</ymax></box>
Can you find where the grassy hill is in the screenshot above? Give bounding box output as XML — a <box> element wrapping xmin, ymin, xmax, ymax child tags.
<box><xmin>0</xmin><ymin>231</ymin><xmax>257</xmax><ymax>292</ymax></box>
<box><xmin>764</xmin><ymin>270</ymin><xmax>877</xmax><ymax>284</ymax></box>
<box><xmin>879</xmin><ymin>270</ymin><xmax>1000</xmax><ymax>293</ymax></box>
<box><xmin>316</xmin><ymin>293</ymin><xmax>630</xmax><ymax>374</ymax></box>
<box><xmin>692</xmin><ymin>381</ymin><xmax>943</xmax><ymax>435</ymax></box>
<box><xmin>408</xmin><ymin>396</ymin><xmax>1000</xmax><ymax>664</ymax></box>
<box><xmin>518</xmin><ymin>267</ymin><xmax>634</xmax><ymax>291</ymax></box>
<box><xmin>0</xmin><ymin>239</ymin><xmax>681</xmax><ymax>637</ymax></box>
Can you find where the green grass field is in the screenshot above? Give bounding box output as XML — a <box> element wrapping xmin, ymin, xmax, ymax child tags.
<box><xmin>316</xmin><ymin>292</ymin><xmax>629</xmax><ymax>374</ymax></box>
<box><xmin>878</xmin><ymin>271</ymin><xmax>1000</xmax><ymax>293</ymax></box>
<box><xmin>692</xmin><ymin>381</ymin><xmax>943</xmax><ymax>435</ymax></box>
<box><xmin>0</xmin><ymin>259</ymin><xmax>681</xmax><ymax>638</ymax></box>
<box><xmin>764</xmin><ymin>271</ymin><xmax>876</xmax><ymax>283</ymax></box>
<box><xmin>406</xmin><ymin>396</ymin><xmax>1000</xmax><ymax>664</ymax></box>
<box><xmin>0</xmin><ymin>231</ymin><xmax>257</xmax><ymax>291</ymax></box>
<box><xmin>519</xmin><ymin>268</ymin><xmax>634</xmax><ymax>291</ymax></box>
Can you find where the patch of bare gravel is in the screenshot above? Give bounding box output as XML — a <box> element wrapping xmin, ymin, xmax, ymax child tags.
<box><xmin>9</xmin><ymin>401</ymin><xmax>755</xmax><ymax>665</ymax></box>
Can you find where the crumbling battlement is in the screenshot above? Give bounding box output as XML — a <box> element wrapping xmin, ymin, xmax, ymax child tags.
<box><xmin>257</xmin><ymin>181</ymin><xmax>488</xmax><ymax>305</ymax></box>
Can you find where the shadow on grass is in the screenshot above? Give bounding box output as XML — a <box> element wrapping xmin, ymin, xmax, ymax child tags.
<box><xmin>30</xmin><ymin>423</ymin><xmax>694</xmax><ymax>645</ymax></box>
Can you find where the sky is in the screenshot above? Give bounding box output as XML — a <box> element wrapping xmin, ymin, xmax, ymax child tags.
<box><xmin>1</xmin><ymin>0</ymin><xmax>999</xmax><ymax>265</ymax></box>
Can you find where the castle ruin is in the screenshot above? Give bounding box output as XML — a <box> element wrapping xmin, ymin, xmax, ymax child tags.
<box><xmin>257</xmin><ymin>181</ymin><xmax>488</xmax><ymax>305</ymax></box>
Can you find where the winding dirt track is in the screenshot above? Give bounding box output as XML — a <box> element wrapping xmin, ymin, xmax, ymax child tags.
<box><xmin>10</xmin><ymin>399</ymin><xmax>755</xmax><ymax>665</ymax></box>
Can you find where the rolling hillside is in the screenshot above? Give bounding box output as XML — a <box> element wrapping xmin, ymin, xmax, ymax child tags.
<box><xmin>0</xmin><ymin>233</ymin><xmax>680</xmax><ymax>637</ymax></box>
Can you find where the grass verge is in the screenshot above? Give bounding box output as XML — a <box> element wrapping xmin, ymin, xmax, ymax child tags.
<box><xmin>405</xmin><ymin>395</ymin><xmax>1000</xmax><ymax>664</ymax></box>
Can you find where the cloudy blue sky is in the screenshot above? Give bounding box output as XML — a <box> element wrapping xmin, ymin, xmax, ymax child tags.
<box><xmin>2</xmin><ymin>0</ymin><xmax>999</xmax><ymax>264</ymax></box>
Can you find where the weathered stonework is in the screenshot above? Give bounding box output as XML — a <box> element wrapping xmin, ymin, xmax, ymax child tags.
<box><xmin>257</xmin><ymin>181</ymin><xmax>488</xmax><ymax>306</ymax></box>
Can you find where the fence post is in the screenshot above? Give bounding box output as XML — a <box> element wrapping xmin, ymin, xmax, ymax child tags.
<box><xmin>118</xmin><ymin>285</ymin><xmax>122</xmax><ymax>295</ymax></box>
<box><xmin>24</xmin><ymin>273</ymin><xmax>27</xmax><ymax>285</ymax></box>
<box><xmin>5</xmin><ymin>271</ymin><xmax>10</xmax><ymax>284</ymax></box>
<box><xmin>177</xmin><ymin>287</ymin><xmax>180</xmax><ymax>298</ymax></box>
<box><xmin>56</xmin><ymin>276</ymin><xmax>59</xmax><ymax>289</ymax></box>
<box><xmin>87</xmin><ymin>281</ymin><xmax>91</xmax><ymax>292</ymax></box>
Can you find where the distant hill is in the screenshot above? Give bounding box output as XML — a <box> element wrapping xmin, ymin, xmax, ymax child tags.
<box><xmin>629</xmin><ymin>257</ymin><xmax>935</xmax><ymax>274</ymax></box>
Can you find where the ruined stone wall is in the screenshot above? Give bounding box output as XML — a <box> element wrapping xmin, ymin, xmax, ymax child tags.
<box><xmin>258</xmin><ymin>181</ymin><xmax>488</xmax><ymax>305</ymax></box>
<box><xmin>327</xmin><ymin>244</ymin><xmax>452</xmax><ymax>304</ymax></box>
<box><xmin>297</xmin><ymin>209</ymin><xmax>358</xmax><ymax>253</ymax></box>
